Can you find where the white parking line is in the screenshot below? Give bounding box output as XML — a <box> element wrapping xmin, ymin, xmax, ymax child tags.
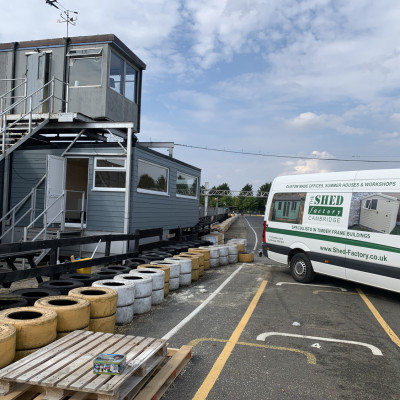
<box><xmin>244</xmin><ymin>217</ymin><xmax>258</xmax><ymax>252</ymax></box>
<box><xmin>162</xmin><ymin>264</ymin><xmax>244</xmax><ymax>341</ymax></box>
<box><xmin>276</xmin><ymin>282</ymin><xmax>347</xmax><ymax>291</ymax></box>
<box><xmin>256</xmin><ymin>332</ymin><xmax>382</xmax><ymax>356</ymax></box>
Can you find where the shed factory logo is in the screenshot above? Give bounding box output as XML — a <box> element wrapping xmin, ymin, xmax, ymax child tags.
<box><xmin>308</xmin><ymin>194</ymin><xmax>344</xmax><ymax>217</ymax></box>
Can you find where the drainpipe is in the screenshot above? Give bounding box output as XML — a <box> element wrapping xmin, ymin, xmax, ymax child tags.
<box><xmin>123</xmin><ymin>127</ymin><xmax>133</xmax><ymax>253</ymax></box>
<box><xmin>11</xmin><ymin>42</ymin><xmax>18</xmax><ymax>114</ymax></box>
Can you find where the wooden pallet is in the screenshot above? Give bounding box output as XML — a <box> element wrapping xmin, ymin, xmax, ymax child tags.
<box><xmin>0</xmin><ymin>330</ymin><xmax>191</xmax><ymax>400</ymax></box>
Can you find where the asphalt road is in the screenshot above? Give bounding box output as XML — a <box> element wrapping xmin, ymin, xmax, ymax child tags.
<box><xmin>120</xmin><ymin>216</ymin><xmax>400</xmax><ymax>399</ymax></box>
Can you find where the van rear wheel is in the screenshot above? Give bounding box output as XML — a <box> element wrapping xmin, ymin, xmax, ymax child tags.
<box><xmin>290</xmin><ymin>254</ymin><xmax>315</xmax><ymax>283</ymax></box>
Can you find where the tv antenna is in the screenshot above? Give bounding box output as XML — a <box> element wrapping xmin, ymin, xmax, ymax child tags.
<box><xmin>45</xmin><ymin>0</ymin><xmax>78</xmax><ymax>38</ymax></box>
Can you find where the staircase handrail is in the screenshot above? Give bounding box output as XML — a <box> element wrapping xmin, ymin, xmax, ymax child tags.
<box><xmin>0</xmin><ymin>175</ymin><xmax>46</xmax><ymax>241</ymax></box>
<box><xmin>0</xmin><ymin>78</ymin><xmax>27</xmax><ymax>107</ymax></box>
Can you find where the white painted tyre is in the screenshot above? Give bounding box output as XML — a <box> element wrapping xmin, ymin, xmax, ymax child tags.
<box><xmin>169</xmin><ymin>257</ymin><xmax>192</xmax><ymax>274</ymax></box>
<box><xmin>219</xmin><ymin>255</ymin><xmax>229</xmax><ymax>266</ymax></box>
<box><xmin>226</xmin><ymin>245</ymin><xmax>239</xmax><ymax>255</ymax></box>
<box><xmin>202</xmin><ymin>246</ymin><xmax>219</xmax><ymax>259</ymax></box>
<box><xmin>151</xmin><ymin>288</ymin><xmax>164</xmax><ymax>305</ymax></box>
<box><xmin>228</xmin><ymin>254</ymin><xmax>239</xmax><ymax>264</ymax></box>
<box><xmin>151</xmin><ymin>260</ymin><xmax>180</xmax><ymax>279</ymax></box>
<box><xmin>179</xmin><ymin>273</ymin><xmax>192</xmax><ymax>286</ymax></box>
<box><xmin>169</xmin><ymin>277</ymin><xmax>180</xmax><ymax>290</ymax></box>
<box><xmin>216</xmin><ymin>246</ymin><xmax>229</xmax><ymax>257</ymax></box>
<box><xmin>133</xmin><ymin>296</ymin><xmax>152</xmax><ymax>314</ymax></box>
<box><xmin>93</xmin><ymin>279</ymin><xmax>135</xmax><ymax>307</ymax></box>
<box><xmin>115</xmin><ymin>304</ymin><xmax>134</xmax><ymax>325</ymax></box>
<box><xmin>115</xmin><ymin>274</ymin><xmax>152</xmax><ymax>298</ymax></box>
<box><xmin>209</xmin><ymin>258</ymin><xmax>220</xmax><ymax>268</ymax></box>
<box><xmin>132</xmin><ymin>269</ymin><xmax>164</xmax><ymax>290</ymax></box>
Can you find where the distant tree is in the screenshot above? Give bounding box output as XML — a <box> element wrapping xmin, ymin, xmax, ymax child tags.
<box><xmin>257</xmin><ymin>182</ymin><xmax>271</xmax><ymax>212</ymax></box>
<box><xmin>138</xmin><ymin>174</ymin><xmax>156</xmax><ymax>190</ymax></box>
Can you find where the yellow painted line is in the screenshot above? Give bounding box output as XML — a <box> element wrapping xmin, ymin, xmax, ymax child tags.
<box><xmin>192</xmin><ymin>280</ymin><xmax>268</xmax><ymax>400</ymax></box>
<box><xmin>188</xmin><ymin>337</ymin><xmax>316</xmax><ymax>365</ymax></box>
<box><xmin>357</xmin><ymin>288</ymin><xmax>400</xmax><ymax>348</ymax></box>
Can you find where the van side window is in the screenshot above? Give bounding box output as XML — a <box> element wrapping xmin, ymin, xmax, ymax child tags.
<box><xmin>269</xmin><ymin>192</ymin><xmax>306</xmax><ymax>224</ymax></box>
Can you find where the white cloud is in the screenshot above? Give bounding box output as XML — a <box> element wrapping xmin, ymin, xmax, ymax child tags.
<box><xmin>282</xmin><ymin>151</ymin><xmax>334</xmax><ymax>175</ymax></box>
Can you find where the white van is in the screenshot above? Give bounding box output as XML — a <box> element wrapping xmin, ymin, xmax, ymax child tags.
<box><xmin>262</xmin><ymin>169</ymin><xmax>400</xmax><ymax>293</ymax></box>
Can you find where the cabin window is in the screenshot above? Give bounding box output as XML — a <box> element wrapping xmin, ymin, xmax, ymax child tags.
<box><xmin>93</xmin><ymin>157</ymin><xmax>126</xmax><ymax>191</ymax></box>
<box><xmin>68</xmin><ymin>48</ymin><xmax>102</xmax><ymax>87</ymax></box>
<box><xmin>364</xmin><ymin>199</ymin><xmax>378</xmax><ymax>210</ymax></box>
<box><xmin>109</xmin><ymin>50</ymin><xmax>138</xmax><ymax>103</ymax></box>
<box><xmin>269</xmin><ymin>192</ymin><xmax>306</xmax><ymax>224</ymax></box>
<box><xmin>176</xmin><ymin>172</ymin><xmax>198</xmax><ymax>198</ymax></box>
<box><xmin>137</xmin><ymin>160</ymin><xmax>169</xmax><ymax>195</ymax></box>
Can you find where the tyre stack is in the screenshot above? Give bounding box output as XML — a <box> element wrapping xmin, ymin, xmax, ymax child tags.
<box><xmin>129</xmin><ymin>269</ymin><xmax>165</xmax><ymax>305</ymax></box>
<box><xmin>215</xmin><ymin>245</ymin><xmax>229</xmax><ymax>266</ymax></box>
<box><xmin>92</xmin><ymin>279</ymin><xmax>135</xmax><ymax>325</ymax></box>
<box><xmin>187</xmin><ymin>251</ymin><xmax>205</xmax><ymax>277</ymax></box>
<box><xmin>151</xmin><ymin>259</ymin><xmax>180</xmax><ymax>291</ymax></box>
<box><xmin>59</xmin><ymin>273</ymin><xmax>102</xmax><ymax>286</ymax></box>
<box><xmin>0</xmin><ymin>307</ymin><xmax>57</xmax><ymax>361</ymax></box>
<box><xmin>206</xmin><ymin>246</ymin><xmax>220</xmax><ymax>268</ymax></box>
<box><xmin>0</xmin><ymin>295</ymin><xmax>28</xmax><ymax>310</ymax></box>
<box><xmin>146</xmin><ymin>263</ymin><xmax>171</xmax><ymax>296</ymax></box>
<box><xmin>68</xmin><ymin>287</ymin><xmax>118</xmax><ymax>333</ymax></box>
<box><xmin>189</xmin><ymin>248</ymin><xmax>210</xmax><ymax>270</ymax></box>
<box><xmin>166</xmin><ymin>257</ymin><xmax>192</xmax><ymax>286</ymax></box>
<box><xmin>34</xmin><ymin>296</ymin><xmax>90</xmax><ymax>339</ymax></box>
<box><xmin>227</xmin><ymin>238</ymin><xmax>246</xmax><ymax>253</ymax></box>
<box><xmin>11</xmin><ymin>288</ymin><xmax>62</xmax><ymax>306</ymax></box>
<box><xmin>100</xmin><ymin>265</ymin><xmax>132</xmax><ymax>275</ymax></box>
<box><xmin>225</xmin><ymin>244</ymin><xmax>239</xmax><ymax>264</ymax></box>
<box><xmin>0</xmin><ymin>323</ymin><xmax>16</xmax><ymax>368</ymax></box>
<box><xmin>38</xmin><ymin>279</ymin><xmax>84</xmax><ymax>295</ymax></box>
<box><xmin>176</xmin><ymin>253</ymin><xmax>200</xmax><ymax>281</ymax></box>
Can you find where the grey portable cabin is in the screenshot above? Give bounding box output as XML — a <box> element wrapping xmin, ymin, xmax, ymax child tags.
<box><xmin>0</xmin><ymin>34</ymin><xmax>201</xmax><ymax>253</ymax></box>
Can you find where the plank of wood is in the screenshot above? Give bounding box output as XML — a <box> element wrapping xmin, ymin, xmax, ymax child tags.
<box><xmin>133</xmin><ymin>345</ymin><xmax>192</xmax><ymax>400</ymax></box>
<box><xmin>0</xmin><ymin>331</ymin><xmax>91</xmax><ymax>380</ymax></box>
<box><xmin>39</xmin><ymin>334</ymin><xmax>136</xmax><ymax>387</ymax></box>
<box><xmin>0</xmin><ymin>383</ymin><xmax>31</xmax><ymax>400</ymax></box>
<box><xmin>17</xmin><ymin>332</ymin><xmax>113</xmax><ymax>384</ymax></box>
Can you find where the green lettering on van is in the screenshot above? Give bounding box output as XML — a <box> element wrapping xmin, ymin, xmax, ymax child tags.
<box><xmin>308</xmin><ymin>206</ymin><xmax>343</xmax><ymax>216</ymax></box>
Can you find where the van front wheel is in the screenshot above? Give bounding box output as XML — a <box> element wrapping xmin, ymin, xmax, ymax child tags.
<box><xmin>290</xmin><ymin>254</ymin><xmax>315</xmax><ymax>283</ymax></box>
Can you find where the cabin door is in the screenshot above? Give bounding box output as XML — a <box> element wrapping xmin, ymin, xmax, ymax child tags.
<box><xmin>65</xmin><ymin>158</ymin><xmax>89</xmax><ymax>227</ymax></box>
<box><xmin>45</xmin><ymin>155</ymin><xmax>66</xmax><ymax>225</ymax></box>
<box><xmin>26</xmin><ymin>52</ymin><xmax>52</xmax><ymax>113</ymax></box>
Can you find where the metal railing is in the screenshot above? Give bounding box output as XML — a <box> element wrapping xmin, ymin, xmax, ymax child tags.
<box><xmin>0</xmin><ymin>78</ymin><xmax>27</xmax><ymax>113</ymax></box>
<box><xmin>0</xmin><ymin>76</ymin><xmax>69</xmax><ymax>154</ymax></box>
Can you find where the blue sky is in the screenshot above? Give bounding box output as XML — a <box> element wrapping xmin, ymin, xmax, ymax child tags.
<box><xmin>2</xmin><ymin>0</ymin><xmax>400</xmax><ymax>191</ymax></box>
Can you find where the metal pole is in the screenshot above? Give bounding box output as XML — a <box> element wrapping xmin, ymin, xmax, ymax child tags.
<box><xmin>123</xmin><ymin>127</ymin><xmax>133</xmax><ymax>254</ymax></box>
<box><xmin>204</xmin><ymin>182</ymin><xmax>209</xmax><ymax>217</ymax></box>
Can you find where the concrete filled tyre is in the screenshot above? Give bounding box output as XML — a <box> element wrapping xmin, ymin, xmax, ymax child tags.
<box><xmin>89</xmin><ymin>313</ymin><xmax>116</xmax><ymax>333</ymax></box>
<box><xmin>216</xmin><ymin>246</ymin><xmax>229</xmax><ymax>257</ymax></box>
<box><xmin>169</xmin><ymin>257</ymin><xmax>192</xmax><ymax>274</ymax></box>
<box><xmin>209</xmin><ymin>258</ymin><xmax>219</xmax><ymax>268</ymax></box>
<box><xmin>189</xmin><ymin>248</ymin><xmax>210</xmax><ymax>260</ymax></box>
<box><xmin>0</xmin><ymin>295</ymin><xmax>28</xmax><ymax>311</ymax></box>
<box><xmin>92</xmin><ymin>279</ymin><xmax>135</xmax><ymax>307</ymax></box>
<box><xmin>228</xmin><ymin>254</ymin><xmax>238</xmax><ymax>264</ymax></box>
<box><xmin>238</xmin><ymin>253</ymin><xmax>254</xmax><ymax>263</ymax></box>
<box><xmin>34</xmin><ymin>296</ymin><xmax>90</xmax><ymax>332</ymax></box>
<box><xmin>133</xmin><ymin>296</ymin><xmax>152</xmax><ymax>314</ymax></box>
<box><xmin>0</xmin><ymin>323</ymin><xmax>16</xmax><ymax>368</ymax></box>
<box><xmin>117</xmin><ymin>274</ymin><xmax>152</xmax><ymax>298</ymax></box>
<box><xmin>0</xmin><ymin>307</ymin><xmax>57</xmax><ymax>350</ymax></box>
<box><xmin>68</xmin><ymin>287</ymin><xmax>118</xmax><ymax>318</ymax></box>
<box><xmin>219</xmin><ymin>255</ymin><xmax>229</xmax><ymax>266</ymax></box>
<box><xmin>205</xmin><ymin>247</ymin><xmax>220</xmax><ymax>259</ymax></box>
<box><xmin>153</xmin><ymin>260</ymin><xmax>180</xmax><ymax>278</ymax></box>
<box><xmin>38</xmin><ymin>279</ymin><xmax>84</xmax><ymax>295</ymax></box>
<box><xmin>290</xmin><ymin>253</ymin><xmax>316</xmax><ymax>283</ymax></box>
<box><xmin>178</xmin><ymin>253</ymin><xmax>200</xmax><ymax>269</ymax></box>
<box><xmin>11</xmin><ymin>288</ymin><xmax>62</xmax><ymax>306</ymax></box>
<box><xmin>179</xmin><ymin>273</ymin><xmax>192</xmax><ymax>286</ymax></box>
<box><xmin>151</xmin><ymin>288</ymin><xmax>164</xmax><ymax>305</ymax></box>
<box><xmin>145</xmin><ymin>264</ymin><xmax>170</xmax><ymax>282</ymax></box>
<box><xmin>94</xmin><ymin>270</ymin><xmax>120</xmax><ymax>280</ymax></box>
<box><xmin>116</xmin><ymin>304</ymin><xmax>134</xmax><ymax>325</ymax></box>
<box><xmin>169</xmin><ymin>277</ymin><xmax>180</xmax><ymax>290</ymax></box>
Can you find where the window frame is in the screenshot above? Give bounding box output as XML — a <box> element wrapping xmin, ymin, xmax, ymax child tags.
<box><xmin>137</xmin><ymin>159</ymin><xmax>169</xmax><ymax>196</ymax></box>
<box><xmin>92</xmin><ymin>157</ymin><xmax>126</xmax><ymax>192</ymax></box>
<box><xmin>176</xmin><ymin>172</ymin><xmax>199</xmax><ymax>199</ymax></box>
<box><xmin>67</xmin><ymin>48</ymin><xmax>103</xmax><ymax>88</ymax></box>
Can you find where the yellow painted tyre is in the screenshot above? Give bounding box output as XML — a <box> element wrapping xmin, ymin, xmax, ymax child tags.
<box><xmin>187</xmin><ymin>251</ymin><xmax>204</xmax><ymax>266</ymax></box>
<box><xmin>34</xmin><ymin>296</ymin><xmax>90</xmax><ymax>332</ymax></box>
<box><xmin>238</xmin><ymin>252</ymin><xmax>254</xmax><ymax>263</ymax></box>
<box><xmin>0</xmin><ymin>307</ymin><xmax>57</xmax><ymax>350</ymax></box>
<box><xmin>199</xmin><ymin>265</ymin><xmax>205</xmax><ymax>277</ymax></box>
<box><xmin>204</xmin><ymin>260</ymin><xmax>210</xmax><ymax>270</ymax></box>
<box><xmin>0</xmin><ymin>323</ymin><xmax>16</xmax><ymax>368</ymax></box>
<box><xmin>57</xmin><ymin>325</ymin><xmax>89</xmax><ymax>339</ymax></box>
<box><xmin>189</xmin><ymin>248</ymin><xmax>210</xmax><ymax>261</ymax></box>
<box><xmin>191</xmin><ymin>269</ymin><xmax>199</xmax><ymax>281</ymax></box>
<box><xmin>13</xmin><ymin>348</ymin><xmax>38</xmax><ymax>362</ymax></box>
<box><xmin>89</xmin><ymin>313</ymin><xmax>116</xmax><ymax>333</ymax></box>
<box><xmin>68</xmin><ymin>287</ymin><xmax>117</xmax><ymax>318</ymax></box>
<box><xmin>140</xmin><ymin>264</ymin><xmax>170</xmax><ymax>282</ymax></box>
<box><xmin>179</xmin><ymin>253</ymin><xmax>200</xmax><ymax>269</ymax></box>
<box><xmin>164</xmin><ymin>282</ymin><xmax>169</xmax><ymax>296</ymax></box>
<box><xmin>236</xmin><ymin>243</ymin><xmax>245</xmax><ymax>252</ymax></box>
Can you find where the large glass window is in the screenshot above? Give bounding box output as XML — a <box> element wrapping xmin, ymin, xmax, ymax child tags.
<box><xmin>69</xmin><ymin>57</ymin><xmax>102</xmax><ymax>87</ymax></box>
<box><xmin>137</xmin><ymin>160</ymin><xmax>168</xmax><ymax>194</ymax></box>
<box><xmin>109</xmin><ymin>50</ymin><xmax>138</xmax><ymax>103</ymax></box>
<box><xmin>94</xmin><ymin>157</ymin><xmax>126</xmax><ymax>190</ymax></box>
<box><xmin>176</xmin><ymin>172</ymin><xmax>198</xmax><ymax>198</ymax></box>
